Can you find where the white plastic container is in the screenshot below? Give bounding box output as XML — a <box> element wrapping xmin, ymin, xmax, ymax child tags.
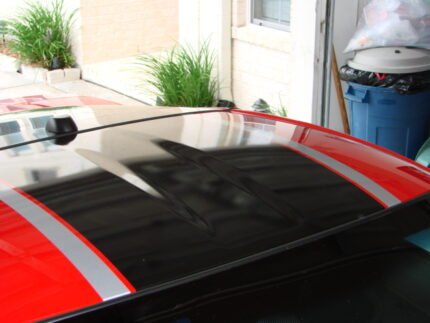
<box><xmin>348</xmin><ymin>47</ymin><xmax>430</xmax><ymax>74</ymax></box>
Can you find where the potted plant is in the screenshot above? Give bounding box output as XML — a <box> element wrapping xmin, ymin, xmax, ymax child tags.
<box><xmin>7</xmin><ymin>0</ymin><xmax>80</xmax><ymax>83</ymax></box>
<box><xmin>136</xmin><ymin>43</ymin><xmax>218</xmax><ymax>107</ymax></box>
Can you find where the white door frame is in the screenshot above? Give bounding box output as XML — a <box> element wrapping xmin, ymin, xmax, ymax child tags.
<box><xmin>311</xmin><ymin>0</ymin><xmax>335</xmax><ymax>126</ymax></box>
<box><xmin>179</xmin><ymin>0</ymin><xmax>233</xmax><ymax>101</ymax></box>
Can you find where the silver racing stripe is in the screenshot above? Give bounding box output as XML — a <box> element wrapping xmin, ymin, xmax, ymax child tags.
<box><xmin>287</xmin><ymin>141</ymin><xmax>401</xmax><ymax>207</ymax></box>
<box><xmin>0</xmin><ymin>181</ymin><xmax>132</xmax><ymax>301</ymax></box>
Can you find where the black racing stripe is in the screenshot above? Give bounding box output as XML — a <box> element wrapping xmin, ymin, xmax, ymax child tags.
<box><xmin>27</xmin><ymin>145</ymin><xmax>383</xmax><ymax>290</ymax></box>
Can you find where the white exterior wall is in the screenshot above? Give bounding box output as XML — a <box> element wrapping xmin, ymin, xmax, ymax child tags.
<box><xmin>233</xmin><ymin>0</ymin><xmax>317</xmax><ymax>122</ymax></box>
<box><xmin>232</xmin><ymin>0</ymin><xmax>318</xmax><ymax>122</ymax></box>
<box><xmin>179</xmin><ymin>0</ymin><xmax>233</xmax><ymax>101</ymax></box>
<box><xmin>180</xmin><ymin>0</ymin><xmax>319</xmax><ymax>123</ymax></box>
<box><xmin>0</xmin><ymin>0</ymin><xmax>23</xmax><ymax>20</ymax></box>
<box><xmin>231</xmin><ymin>34</ymin><xmax>291</xmax><ymax>111</ymax></box>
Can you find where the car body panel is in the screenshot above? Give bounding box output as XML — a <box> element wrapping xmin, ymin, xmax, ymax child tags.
<box><xmin>0</xmin><ymin>106</ymin><xmax>222</xmax><ymax>149</ymax></box>
<box><xmin>0</xmin><ymin>190</ymin><xmax>103</xmax><ymax>322</ymax></box>
<box><xmin>234</xmin><ymin>110</ymin><xmax>430</xmax><ymax>203</ymax></box>
<box><xmin>52</xmin><ymin>194</ymin><xmax>430</xmax><ymax>323</ymax></box>
<box><xmin>0</xmin><ymin>107</ymin><xmax>429</xmax><ymax>322</ymax></box>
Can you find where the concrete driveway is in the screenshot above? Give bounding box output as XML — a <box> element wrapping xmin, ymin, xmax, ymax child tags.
<box><xmin>0</xmin><ymin>70</ymin><xmax>146</xmax><ymax>106</ymax></box>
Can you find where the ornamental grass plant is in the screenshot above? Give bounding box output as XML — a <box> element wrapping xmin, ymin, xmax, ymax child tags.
<box><xmin>137</xmin><ymin>43</ymin><xmax>217</xmax><ymax>107</ymax></box>
<box><xmin>0</xmin><ymin>20</ymin><xmax>8</xmax><ymax>47</ymax></box>
<box><xmin>253</xmin><ymin>98</ymin><xmax>288</xmax><ymax>117</ymax></box>
<box><xmin>8</xmin><ymin>0</ymin><xmax>75</xmax><ymax>69</ymax></box>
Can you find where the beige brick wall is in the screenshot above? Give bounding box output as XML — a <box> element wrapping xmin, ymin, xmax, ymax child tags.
<box><xmin>80</xmin><ymin>0</ymin><xmax>179</xmax><ymax>64</ymax></box>
<box><xmin>231</xmin><ymin>0</ymin><xmax>318</xmax><ymax>124</ymax></box>
<box><xmin>232</xmin><ymin>40</ymin><xmax>290</xmax><ymax>110</ymax></box>
<box><xmin>231</xmin><ymin>0</ymin><xmax>291</xmax><ymax>111</ymax></box>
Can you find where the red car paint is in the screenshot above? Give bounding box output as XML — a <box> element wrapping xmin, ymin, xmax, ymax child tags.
<box><xmin>0</xmin><ymin>202</ymin><xmax>101</xmax><ymax>322</ymax></box>
<box><xmin>0</xmin><ymin>107</ymin><xmax>429</xmax><ymax>322</ymax></box>
<box><xmin>0</xmin><ymin>181</ymin><xmax>135</xmax><ymax>323</ymax></box>
<box><xmin>233</xmin><ymin>110</ymin><xmax>430</xmax><ymax>203</ymax></box>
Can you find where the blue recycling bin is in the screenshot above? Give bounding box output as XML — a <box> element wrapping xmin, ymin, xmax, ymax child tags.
<box><xmin>345</xmin><ymin>82</ymin><xmax>430</xmax><ymax>159</ymax></box>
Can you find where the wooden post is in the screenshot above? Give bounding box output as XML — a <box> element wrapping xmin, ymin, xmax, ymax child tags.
<box><xmin>331</xmin><ymin>45</ymin><xmax>351</xmax><ymax>134</ymax></box>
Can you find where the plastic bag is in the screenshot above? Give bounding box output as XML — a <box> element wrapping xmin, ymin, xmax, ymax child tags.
<box><xmin>339</xmin><ymin>65</ymin><xmax>430</xmax><ymax>94</ymax></box>
<box><xmin>345</xmin><ymin>0</ymin><xmax>430</xmax><ymax>52</ymax></box>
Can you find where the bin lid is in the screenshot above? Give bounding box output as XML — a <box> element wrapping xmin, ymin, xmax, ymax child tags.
<box><xmin>347</xmin><ymin>47</ymin><xmax>430</xmax><ymax>74</ymax></box>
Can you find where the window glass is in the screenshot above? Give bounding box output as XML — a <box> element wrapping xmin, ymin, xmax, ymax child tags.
<box><xmin>252</xmin><ymin>0</ymin><xmax>291</xmax><ymax>30</ymax></box>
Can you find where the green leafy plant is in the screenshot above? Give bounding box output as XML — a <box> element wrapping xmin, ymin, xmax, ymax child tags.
<box><xmin>0</xmin><ymin>20</ymin><xmax>8</xmax><ymax>47</ymax></box>
<box><xmin>136</xmin><ymin>43</ymin><xmax>217</xmax><ymax>107</ymax></box>
<box><xmin>8</xmin><ymin>0</ymin><xmax>75</xmax><ymax>69</ymax></box>
<box><xmin>252</xmin><ymin>98</ymin><xmax>288</xmax><ymax>117</ymax></box>
<box><xmin>270</xmin><ymin>105</ymin><xmax>288</xmax><ymax>117</ymax></box>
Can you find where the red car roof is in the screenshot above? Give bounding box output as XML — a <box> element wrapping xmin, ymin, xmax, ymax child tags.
<box><xmin>0</xmin><ymin>107</ymin><xmax>428</xmax><ymax>322</ymax></box>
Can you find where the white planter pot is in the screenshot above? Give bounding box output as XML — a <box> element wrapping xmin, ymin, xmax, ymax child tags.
<box><xmin>21</xmin><ymin>65</ymin><xmax>81</xmax><ymax>84</ymax></box>
<box><xmin>64</xmin><ymin>68</ymin><xmax>81</xmax><ymax>82</ymax></box>
<box><xmin>21</xmin><ymin>64</ymin><xmax>48</xmax><ymax>82</ymax></box>
<box><xmin>0</xmin><ymin>54</ymin><xmax>19</xmax><ymax>73</ymax></box>
<box><xmin>46</xmin><ymin>69</ymin><xmax>64</xmax><ymax>84</ymax></box>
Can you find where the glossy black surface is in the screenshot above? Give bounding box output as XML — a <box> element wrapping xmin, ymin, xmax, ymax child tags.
<box><xmin>45</xmin><ymin>115</ymin><xmax>78</xmax><ymax>135</ymax></box>
<box><xmin>23</xmin><ymin>114</ymin><xmax>382</xmax><ymax>290</ymax></box>
<box><xmin>49</xmin><ymin>197</ymin><xmax>430</xmax><ymax>323</ymax></box>
<box><xmin>1</xmin><ymin>106</ymin><xmax>428</xmax><ymax>323</ymax></box>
